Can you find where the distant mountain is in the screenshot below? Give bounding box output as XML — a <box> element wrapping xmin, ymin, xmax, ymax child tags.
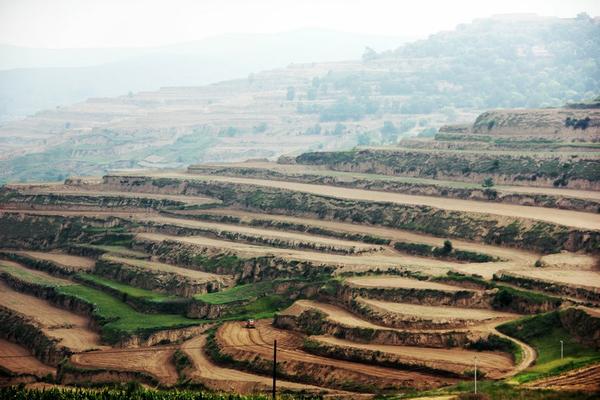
<box><xmin>0</xmin><ymin>30</ymin><xmax>411</xmax><ymax>120</ymax></box>
<box><xmin>1</xmin><ymin>14</ymin><xmax>598</xmax><ymax>183</ymax></box>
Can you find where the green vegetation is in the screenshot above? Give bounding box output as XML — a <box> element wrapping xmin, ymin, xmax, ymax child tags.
<box><xmin>0</xmin><ymin>261</ymin><xmax>69</xmax><ymax>287</ymax></box>
<box><xmin>56</xmin><ymin>284</ymin><xmax>200</xmax><ymax>343</ymax></box>
<box><xmin>72</xmin><ymin>244</ymin><xmax>148</xmax><ymax>259</ymax></box>
<box><xmin>393</xmin><ymin>242</ymin><xmax>496</xmax><ymax>263</ymax></box>
<box><xmin>497</xmin><ymin>311</ymin><xmax>600</xmax><ymax>383</ymax></box>
<box><xmin>76</xmin><ymin>273</ymin><xmax>184</xmax><ymax>304</ymax></box>
<box><xmin>195</xmin><ymin>281</ymin><xmax>275</xmax><ymax>304</ymax></box>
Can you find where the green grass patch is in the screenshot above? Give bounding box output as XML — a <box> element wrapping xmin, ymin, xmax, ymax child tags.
<box><xmin>56</xmin><ymin>284</ymin><xmax>200</xmax><ymax>343</ymax></box>
<box><xmin>497</xmin><ymin>311</ymin><xmax>600</xmax><ymax>384</ymax></box>
<box><xmin>75</xmin><ymin>273</ymin><xmax>182</xmax><ymax>303</ymax></box>
<box><xmin>0</xmin><ymin>261</ymin><xmax>69</xmax><ymax>287</ymax></box>
<box><xmin>194</xmin><ymin>281</ymin><xmax>275</xmax><ymax>304</ymax></box>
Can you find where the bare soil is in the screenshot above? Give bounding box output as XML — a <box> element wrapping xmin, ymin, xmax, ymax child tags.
<box><xmin>345</xmin><ymin>276</ymin><xmax>477</xmax><ymax>292</ymax></box>
<box><xmin>311</xmin><ymin>335</ymin><xmax>513</xmax><ymax>379</ymax></box>
<box><xmin>357</xmin><ymin>297</ymin><xmax>517</xmax><ymax>321</ymax></box>
<box><xmin>216</xmin><ymin>320</ymin><xmax>458</xmax><ymax>390</ymax></box>
<box><xmin>0</xmin><ymin>281</ymin><xmax>105</xmax><ymax>352</ymax></box>
<box><xmin>15</xmin><ymin>251</ymin><xmax>95</xmax><ymax>270</ymax></box>
<box><xmin>0</xmin><ymin>338</ymin><xmax>55</xmax><ymax>377</ymax></box>
<box><xmin>70</xmin><ymin>346</ymin><xmax>179</xmax><ymax>385</ymax></box>
<box><xmin>132</xmin><ymin>172</ymin><xmax>600</xmax><ymax>230</ymax></box>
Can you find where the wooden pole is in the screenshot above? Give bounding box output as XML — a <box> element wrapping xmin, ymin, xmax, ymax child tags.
<box><xmin>272</xmin><ymin>339</ymin><xmax>277</xmax><ymax>400</ymax></box>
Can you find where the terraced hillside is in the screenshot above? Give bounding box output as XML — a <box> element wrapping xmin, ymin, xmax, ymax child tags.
<box><xmin>0</xmin><ymin>125</ymin><xmax>599</xmax><ymax>398</ymax></box>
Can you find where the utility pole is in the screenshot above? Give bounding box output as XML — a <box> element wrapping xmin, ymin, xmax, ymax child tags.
<box><xmin>474</xmin><ymin>356</ymin><xmax>478</xmax><ymax>395</ymax></box>
<box><xmin>272</xmin><ymin>339</ymin><xmax>277</xmax><ymax>400</ymax></box>
<box><xmin>560</xmin><ymin>340</ymin><xmax>564</xmax><ymax>360</ymax></box>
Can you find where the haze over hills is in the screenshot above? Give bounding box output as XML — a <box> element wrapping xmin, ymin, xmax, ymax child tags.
<box><xmin>0</xmin><ymin>29</ymin><xmax>411</xmax><ymax>121</ymax></box>
<box><xmin>0</xmin><ymin>13</ymin><xmax>598</xmax><ymax>183</ymax></box>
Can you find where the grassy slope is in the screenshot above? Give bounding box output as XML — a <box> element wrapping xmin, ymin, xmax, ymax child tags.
<box><xmin>76</xmin><ymin>273</ymin><xmax>182</xmax><ymax>303</ymax></box>
<box><xmin>497</xmin><ymin>311</ymin><xmax>600</xmax><ymax>384</ymax></box>
<box><xmin>57</xmin><ymin>284</ymin><xmax>198</xmax><ymax>333</ymax></box>
<box><xmin>0</xmin><ymin>261</ymin><xmax>69</xmax><ymax>287</ymax></box>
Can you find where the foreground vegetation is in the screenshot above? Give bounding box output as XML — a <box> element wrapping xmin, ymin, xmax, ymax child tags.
<box><xmin>0</xmin><ymin>387</ymin><xmax>319</xmax><ymax>400</ymax></box>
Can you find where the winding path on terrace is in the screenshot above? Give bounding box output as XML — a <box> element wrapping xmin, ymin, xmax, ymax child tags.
<box><xmin>180</xmin><ymin>335</ymin><xmax>345</xmax><ymax>395</ymax></box>
<box><xmin>310</xmin><ymin>335</ymin><xmax>513</xmax><ymax>379</ymax></box>
<box><xmin>282</xmin><ymin>299</ymin><xmax>536</xmax><ymax>377</ymax></box>
<box><xmin>135</xmin><ymin>172</ymin><xmax>600</xmax><ymax>230</ymax></box>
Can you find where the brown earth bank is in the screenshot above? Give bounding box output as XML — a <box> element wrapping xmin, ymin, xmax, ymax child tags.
<box><xmin>349</xmin><ymin>297</ymin><xmax>518</xmax><ymax>330</ymax></box>
<box><xmin>214</xmin><ymin>320</ymin><xmax>459</xmax><ymax>392</ymax></box>
<box><xmin>94</xmin><ymin>254</ymin><xmax>232</xmax><ymax>297</ymax></box>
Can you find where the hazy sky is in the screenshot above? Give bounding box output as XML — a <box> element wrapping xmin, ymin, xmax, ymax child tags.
<box><xmin>1</xmin><ymin>0</ymin><xmax>599</xmax><ymax>48</ymax></box>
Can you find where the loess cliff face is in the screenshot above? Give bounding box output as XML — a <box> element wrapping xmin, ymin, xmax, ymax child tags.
<box><xmin>472</xmin><ymin>108</ymin><xmax>600</xmax><ymax>137</ymax></box>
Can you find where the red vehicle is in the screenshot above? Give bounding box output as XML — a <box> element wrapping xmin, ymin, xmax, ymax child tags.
<box><xmin>245</xmin><ymin>319</ymin><xmax>256</xmax><ymax>329</ymax></box>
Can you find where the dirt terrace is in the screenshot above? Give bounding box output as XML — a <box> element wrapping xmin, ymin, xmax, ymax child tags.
<box><xmin>216</xmin><ymin>320</ymin><xmax>458</xmax><ymax>390</ymax></box>
<box><xmin>13</xmin><ymin>251</ymin><xmax>95</xmax><ymax>271</ymax></box>
<box><xmin>195</xmin><ymin>161</ymin><xmax>600</xmax><ymax>201</ymax></box>
<box><xmin>310</xmin><ymin>335</ymin><xmax>513</xmax><ymax>379</ymax></box>
<box><xmin>345</xmin><ymin>276</ymin><xmax>478</xmax><ymax>291</ymax></box>
<box><xmin>120</xmin><ymin>171</ymin><xmax>600</xmax><ymax>230</ymax></box>
<box><xmin>0</xmin><ymin>338</ymin><xmax>55</xmax><ymax>377</ymax></box>
<box><xmin>132</xmin><ymin>214</ymin><xmax>381</xmax><ymax>253</ymax></box>
<box><xmin>357</xmin><ymin>297</ymin><xmax>517</xmax><ymax>323</ymax></box>
<box><xmin>70</xmin><ymin>346</ymin><xmax>179</xmax><ymax>385</ymax></box>
<box><xmin>136</xmin><ymin>232</ymin><xmax>504</xmax><ymax>278</ymax></box>
<box><xmin>101</xmin><ymin>254</ymin><xmax>233</xmax><ymax>285</ymax></box>
<box><xmin>0</xmin><ymin>281</ymin><xmax>104</xmax><ymax>352</ymax></box>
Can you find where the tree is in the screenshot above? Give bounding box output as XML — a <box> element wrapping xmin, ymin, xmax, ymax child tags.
<box><xmin>482</xmin><ymin>177</ymin><xmax>495</xmax><ymax>188</ymax></box>
<box><xmin>441</xmin><ymin>240</ymin><xmax>453</xmax><ymax>255</ymax></box>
